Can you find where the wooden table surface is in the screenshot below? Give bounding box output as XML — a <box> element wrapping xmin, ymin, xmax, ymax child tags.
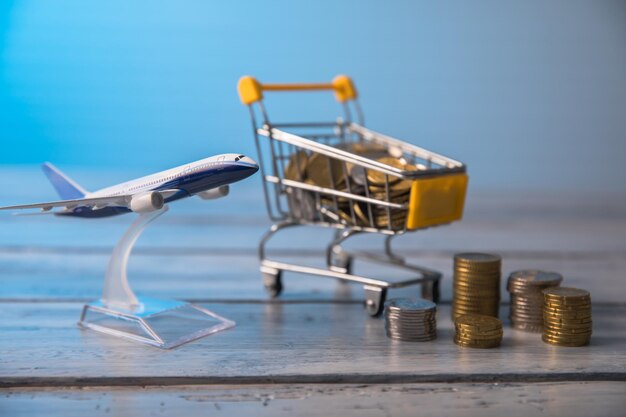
<box><xmin>1</xmin><ymin>171</ymin><xmax>625</xmax><ymax>416</ymax></box>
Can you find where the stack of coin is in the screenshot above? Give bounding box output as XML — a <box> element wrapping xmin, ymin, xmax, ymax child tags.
<box><xmin>384</xmin><ymin>298</ymin><xmax>437</xmax><ymax>342</ymax></box>
<box><xmin>282</xmin><ymin>142</ymin><xmax>425</xmax><ymax>231</ymax></box>
<box><xmin>542</xmin><ymin>287</ymin><xmax>592</xmax><ymax>347</ymax></box>
<box><xmin>452</xmin><ymin>253</ymin><xmax>502</xmax><ymax>320</ymax></box>
<box><xmin>507</xmin><ymin>270</ymin><xmax>563</xmax><ymax>332</ymax></box>
<box><xmin>453</xmin><ymin>314</ymin><xmax>503</xmax><ymax>348</ymax></box>
<box><xmin>363</xmin><ymin>156</ymin><xmax>416</xmax><ymax>229</ymax></box>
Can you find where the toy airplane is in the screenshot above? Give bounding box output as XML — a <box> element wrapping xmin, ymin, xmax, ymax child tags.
<box><xmin>0</xmin><ymin>153</ymin><xmax>259</xmax><ymax>217</ymax></box>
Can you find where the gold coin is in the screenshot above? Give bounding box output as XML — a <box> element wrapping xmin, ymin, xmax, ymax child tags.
<box><xmin>453</xmin><ymin>302</ymin><xmax>499</xmax><ymax>310</ymax></box>
<box><xmin>453</xmin><ymin>280</ymin><xmax>501</xmax><ymax>288</ymax></box>
<box><xmin>544</xmin><ymin>298</ymin><xmax>591</xmax><ymax>305</ymax></box>
<box><xmin>454</xmin><ymin>271</ymin><xmax>501</xmax><ymax>279</ymax></box>
<box><xmin>454</xmin><ymin>260</ymin><xmax>502</xmax><ymax>267</ymax></box>
<box><xmin>454</xmin><ymin>272</ymin><xmax>501</xmax><ymax>279</ymax></box>
<box><xmin>455</xmin><ymin>328</ymin><xmax>503</xmax><ymax>338</ymax></box>
<box><xmin>542</xmin><ymin>332</ymin><xmax>590</xmax><ymax>341</ymax></box>
<box><xmin>543</xmin><ymin>307</ymin><xmax>592</xmax><ymax>316</ymax></box>
<box><xmin>454</xmin><ymin>314</ymin><xmax>502</xmax><ymax>329</ymax></box>
<box><xmin>454</xmin><ymin>283</ymin><xmax>500</xmax><ymax>290</ymax></box>
<box><xmin>542</xmin><ymin>331</ymin><xmax>592</xmax><ymax>340</ymax></box>
<box><xmin>352</xmin><ymin>202</ymin><xmax>372</xmax><ymax>225</ymax></box>
<box><xmin>543</xmin><ymin>315</ymin><xmax>592</xmax><ymax>323</ymax></box>
<box><xmin>454</xmin><ymin>337</ymin><xmax>501</xmax><ymax>349</ymax></box>
<box><xmin>542</xmin><ymin>337</ymin><xmax>591</xmax><ymax>346</ymax></box>
<box><xmin>454</xmin><ymin>253</ymin><xmax>502</xmax><ymax>263</ymax></box>
<box><xmin>305</xmin><ymin>153</ymin><xmax>346</xmax><ymax>189</ymax></box>
<box><xmin>454</xmin><ymin>290</ymin><xmax>500</xmax><ymax>298</ymax></box>
<box><xmin>284</xmin><ymin>151</ymin><xmax>308</xmax><ymax>181</ymax></box>
<box><xmin>452</xmin><ymin>303</ymin><xmax>485</xmax><ymax>310</ymax></box>
<box><xmin>366</xmin><ymin>157</ymin><xmax>405</xmax><ymax>186</ymax></box>
<box><xmin>452</xmin><ymin>308</ymin><xmax>485</xmax><ymax>315</ymax></box>
<box><xmin>455</xmin><ymin>334</ymin><xmax>503</xmax><ymax>342</ymax></box>
<box><xmin>453</xmin><ymin>301</ymin><xmax>500</xmax><ymax>309</ymax></box>
<box><xmin>453</xmin><ymin>296</ymin><xmax>500</xmax><ymax>304</ymax></box>
<box><xmin>542</xmin><ymin>333</ymin><xmax>590</xmax><ymax>342</ymax></box>
<box><xmin>545</xmin><ymin>305</ymin><xmax>592</xmax><ymax>314</ymax></box>
<box><xmin>544</xmin><ymin>312</ymin><xmax>592</xmax><ymax>321</ymax></box>
<box><xmin>544</xmin><ymin>324</ymin><xmax>593</xmax><ymax>332</ymax></box>
<box><xmin>337</xmin><ymin>211</ymin><xmax>353</xmax><ymax>224</ymax></box>
<box><xmin>454</xmin><ymin>333</ymin><xmax>502</xmax><ymax>341</ymax></box>
<box><xmin>389</xmin><ymin>166</ymin><xmax>417</xmax><ymax>192</ymax></box>
<box><xmin>453</xmin><ymin>299</ymin><xmax>497</xmax><ymax>305</ymax></box>
<box><xmin>542</xmin><ymin>329</ymin><xmax>592</xmax><ymax>338</ymax></box>
<box><xmin>542</xmin><ymin>335</ymin><xmax>590</xmax><ymax>347</ymax></box>
<box><xmin>543</xmin><ymin>287</ymin><xmax>590</xmax><ymax>300</ymax></box>
<box><xmin>347</xmin><ymin>141</ymin><xmax>388</xmax><ymax>155</ymax></box>
<box><xmin>454</xmin><ymin>264</ymin><xmax>501</xmax><ymax>273</ymax></box>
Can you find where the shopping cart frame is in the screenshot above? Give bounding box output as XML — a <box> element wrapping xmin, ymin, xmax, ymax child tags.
<box><xmin>238</xmin><ymin>75</ymin><xmax>467</xmax><ymax>316</ymax></box>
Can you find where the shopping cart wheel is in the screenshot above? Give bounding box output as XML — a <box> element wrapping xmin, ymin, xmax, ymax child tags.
<box><xmin>262</xmin><ymin>267</ymin><xmax>283</xmax><ymax>298</ymax></box>
<box><xmin>421</xmin><ymin>279</ymin><xmax>440</xmax><ymax>303</ymax></box>
<box><xmin>364</xmin><ymin>285</ymin><xmax>387</xmax><ymax>317</ymax></box>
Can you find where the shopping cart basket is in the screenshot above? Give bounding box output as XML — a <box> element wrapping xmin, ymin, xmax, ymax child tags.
<box><xmin>238</xmin><ymin>75</ymin><xmax>468</xmax><ymax>316</ymax></box>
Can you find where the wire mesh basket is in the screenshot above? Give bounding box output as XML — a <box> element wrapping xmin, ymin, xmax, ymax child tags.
<box><xmin>238</xmin><ymin>75</ymin><xmax>468</xmax><ymax>316</ymax></box>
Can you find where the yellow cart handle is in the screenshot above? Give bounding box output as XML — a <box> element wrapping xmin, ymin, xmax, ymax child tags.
<box><xmin>238</xmin><ymin>75</ymin><xmax>357</xmax><ymax>105</ymax></box>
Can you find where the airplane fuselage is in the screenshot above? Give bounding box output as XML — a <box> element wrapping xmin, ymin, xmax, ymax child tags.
<box><xmin>60</xmin><ymin>153</ymin><xmax>258</xmax><ymax>218</ymax></box>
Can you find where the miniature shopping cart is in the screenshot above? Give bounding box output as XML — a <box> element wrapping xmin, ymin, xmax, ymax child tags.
<box><xmin>238</xmin><ymin>75</ymin><xmax>468</xmax><ymax>316</ymax></box>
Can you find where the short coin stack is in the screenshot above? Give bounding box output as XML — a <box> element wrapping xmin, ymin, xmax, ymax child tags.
<box><xmin>384</xmin><ymin>298</ymin><xmax>437</xmax><ymax>342</ymax></box>
<box><xmin>507</xmin><ymin>270</ymin><xmax>563</xmax><ymax>332</ymax></box>
<box><xmin>452</xmin><ymin>253</ymin><xmax>502</xmax><ymax>320</ymax></box>
<box><xmin>542</xmin><ymin>287</ymin><xmax>592</xmax><ymax>347</ymax></box>
<box><xmin>453</xmin><ymin>314</ymin><xmax>503</xmax><ymax>348</ymax></box>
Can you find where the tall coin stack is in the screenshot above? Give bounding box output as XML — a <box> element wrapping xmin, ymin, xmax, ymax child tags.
<box><xmin>542</xmin><ymin>287</ymin><xmax>592</xmax><ymax>347</ymax></box>
<box><xmin>452</xmin><ymin>253</ymin><xmax>502</xmax><ymax>320</ymax></box>
<box><xmin>507</xmin><ymin>270</ymin><xmax>563</xmax><ymax>332</ymax></box>
<box><xmin>384</xmin><ymin>298</ymin><xmax>437</xmax><ymax>342</ymax></box>
<box><xmin>453</xmin><ymin>314</ymin><xmax>503</xmax><ymax>349</ymax></box>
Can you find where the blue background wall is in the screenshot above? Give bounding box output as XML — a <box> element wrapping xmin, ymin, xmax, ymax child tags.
<box><xmin>1</xmin><ymin>0</ymin><xmax>625</xmax><ymax>191</ymax></box>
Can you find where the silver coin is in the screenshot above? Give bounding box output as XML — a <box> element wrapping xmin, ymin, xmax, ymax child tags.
<box><xmin>508</xmin><ymin>270</ymin><xmax>563</xmax><ymax>285</ymax></box>
<box><xmin>385</xmin><ymin>320</ymin><xmax>437</xmax><ymax>328</ymax></box>
<box><xmin>386</xmin><ymin>331</ymin><xmax>437</xmax><ymax>339</ymax></box>
<box><xmin>385</xmin><ymin>315</ymin><xmax>437</xmax><ymax>321</ymax></box>
<box><xmin>385</xmin><ymin>298</ymin><xmax>437</xmax><ymax>312</ymax></box>
<box><xmin>385</xmin><ymin>325</ymin><xmax>437</xmax><ymax>332</ymax></box>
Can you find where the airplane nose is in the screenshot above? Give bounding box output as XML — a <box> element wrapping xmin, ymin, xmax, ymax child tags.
<box><xmin>240</xmin><ymin>156</ymin><xmax>259</xmax><ymax>171</ymax></box>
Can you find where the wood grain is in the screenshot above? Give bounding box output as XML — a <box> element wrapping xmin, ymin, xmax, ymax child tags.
<box><xmin>2</xmin><ymin>382</ymin><xmax>626</xmax><ymax>417</ymax></box>
<box><xmin>1</xmin><ymin>175</ymin><xmax>625</xmax><ymax>416</ymax></box>
<box><xmin>1</xmin><ymin>303</ymin><xmax>624</xmax><ymax>386</ymax></box>
<box><xmin>1</xmin><ymin>250</ymin><xmax>624</xmax><ymax>302</ymax></box>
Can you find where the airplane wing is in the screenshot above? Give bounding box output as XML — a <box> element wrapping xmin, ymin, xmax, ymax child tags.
<box><xmin>0</xmin><ymin>189</ymin><xmax>184</xmax><ymax>213</ymax></box>
<box><xmin>0</xmin><ymin>195</ymin><xmax>132</xmax><ymax>212</ymax></box>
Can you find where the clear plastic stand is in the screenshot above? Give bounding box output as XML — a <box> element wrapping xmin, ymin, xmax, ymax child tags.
<box><xmin>78</xmin><ymin>206</ymin><xmax>235</xmax><ymax>349</ymax></box>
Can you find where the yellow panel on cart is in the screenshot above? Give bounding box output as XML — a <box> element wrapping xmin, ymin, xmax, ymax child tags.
<box><xmin>406</xmin><ymin>173</ymin><xmax>468</xmax><ymax>230</ymax></box>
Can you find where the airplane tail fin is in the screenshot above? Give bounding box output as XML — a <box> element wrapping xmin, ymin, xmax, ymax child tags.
<box><xmin>41</xmin><ymin>162</ymin><xmax>88</xmax><ymax>199</ymax></box>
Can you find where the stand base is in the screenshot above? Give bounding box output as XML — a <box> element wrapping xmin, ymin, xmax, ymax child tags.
<box><xmin>78</xmin><ymin>297</ymin><xmax>235</xmax><ymax>349</ymax></box>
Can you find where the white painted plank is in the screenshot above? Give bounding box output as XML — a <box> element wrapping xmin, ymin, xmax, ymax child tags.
<box><xmin>2</xmin><ymin>382</ymin><xmax>626</xmax><ymax>417</ymax></box>
<box><xmin>0</xmin><ymin>251</ymin><xmax>623</xmax><ymax>302</ymax></box>
<box><xmin>0</xmin><ymin>303</ymin><xmax>623</xmax><ymax>382</ymax></box>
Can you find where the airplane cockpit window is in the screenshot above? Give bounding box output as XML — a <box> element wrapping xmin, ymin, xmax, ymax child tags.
<box><xmin>234</xmin><ymin>155</ymin><xmax>245</xmax><ymax>161</ymax></box>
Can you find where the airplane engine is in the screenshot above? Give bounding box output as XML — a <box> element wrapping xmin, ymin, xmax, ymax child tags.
<box><xmin>197</xmin><ymin>185</ymin><xmax>229</xmax><ymax>200</ymax></box>
<box><xmin>129</xmin><ymin>191</ymin><xmax>164</xmax><ymax>213</ymax></box>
